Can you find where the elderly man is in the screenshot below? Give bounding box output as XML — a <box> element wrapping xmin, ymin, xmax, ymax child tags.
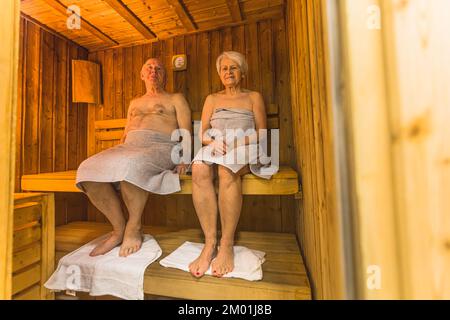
<box><xmin>76</xmin><ymin>58</ymin><xmax>191</xmax><ymax>257</ymax></box>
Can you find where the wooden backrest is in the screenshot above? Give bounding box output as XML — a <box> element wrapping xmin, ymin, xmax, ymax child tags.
<box><xmin>89</xmin><ymin>104</ymin><xmax>280</xmax><ymax>156</ymax></box>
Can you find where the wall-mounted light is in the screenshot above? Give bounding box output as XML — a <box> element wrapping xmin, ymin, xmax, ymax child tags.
<box><xmin>172</xmin><ymin>54</ymin><xmax>187</xmax><ymax>71</ymax></box>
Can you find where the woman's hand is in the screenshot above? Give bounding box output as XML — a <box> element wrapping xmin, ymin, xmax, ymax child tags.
<box><xmin>173</xmin><ymin>163</ymin><xmax>189</xmax><ymax>175</ymax></box>
<box><xmin>211</xmin><ymin>138</ymin><xmax>228</xmax><ymax>156</ymax></box>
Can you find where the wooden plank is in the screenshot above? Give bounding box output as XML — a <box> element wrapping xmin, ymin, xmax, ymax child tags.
<box><xmin>103</xmin><ymin>49</ymin><xmax>115</xmax><ymax>120</ymax></box>
<box><xmin>103</xmin><ymin>0</ymin><xmax>156</xmax><ymax>39</ymax></box>
<box><xmin>40</xmin><ymin>193</ymin><xmax>55</xmax><ymax>299</ymax></box>
<box><xmin>67</xmin><ymin>44</ymin><xmax>80</xmax><ymax>170</ymax></box>
<box><xmin>39</xmin><ymin>31</ymin><xmax>55</xmax><ymax>174</ymax></box>
<box><xmin>13</xmin><ymin>225</ymin><xmax>41</xmax><ymax>251</ymax></box>
<box><xmin>14</xmin><ymin>202</ymin><xmax>41</xmax><ymax>229</ymax></box>
<box><xmin>12</xmin><ymin>264</ymin><xmax>41</xmax><ymax>295</ymax></box>
<box><xmin>21</xmin><ymin>166</ymin><xmax>299</xmax><ymax>195</ymax></box>
<box><xmin>41</xmin><ymin>0</ymin><xmax>118</xmax><ymax>46</ymax></box>
<box><xmin>23</xmin><ymin>21</ymin><xmax>40</xmax><ymax>175</ymax></box>
<box><xmin>0</xmin><ymin>0</ymin><xmax>20</xmax><ymax>298</ymax></box>
<box><xmin>166</xmin><ymin>0</ymin><xmax>197</xmax><ymax>32</ymax></box>
<box><xmin>12</xmin><ymin>243</ymin><xmax>41</xmax><ymax>273</ymax></box>
<box><xmin>380</xmin><ymin>0</ymin><xmax>450</xmax><ymax>299</ymax></box>
<box><xmin>54</xmin><ymin>39</ymin><xmax>68</xmax><ymax>171</ymax></box>
<box><xmin>226</xmin><ymin>0</ymin><xmax>243</xmax><ymax>22</ymax></box>
<box><xmin>13</xmin><ymin>284</ymin><xmax>40</xmax><ymax>300</ymax></box>
<box><xmin>210</xmin><ymin>30</ymin><xmax>222</xmax><ymax>93</ymax></box>
<box><xmin>113</xmin><ymin>48</ymin><xmax>124</xmax><ymax>118</ymax></box>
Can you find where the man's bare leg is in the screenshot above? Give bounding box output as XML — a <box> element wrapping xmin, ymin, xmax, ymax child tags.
<box><xmin>119</xmin><ymin>181</ymin><xmax>149</xmax><ymax>257</ymax></box>
<box><xmin>189</xmin><ymin>162</ymin><xmax>218</xmax><ymax>278</ymax></box>
<box><xmin>82</xmin><ymin>182</ymin><xmax>126</xmax><ymax>256</ymax></box>
<box><xmin>211</xmin><ymin>165</ymin><xmax>247</xmax><ymax>277</ymax></box>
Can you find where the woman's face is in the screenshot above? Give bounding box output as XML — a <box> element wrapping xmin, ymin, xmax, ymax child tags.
<box><xmin>219</xmin><ymin>57</ymin><xmax>242</xmax><ymax>87</ymax></box>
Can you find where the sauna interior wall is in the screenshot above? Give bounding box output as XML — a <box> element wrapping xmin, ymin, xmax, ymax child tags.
<box><xmin>16</xmin><ymin>16</ymin><xmax>297</xmax><ymax>233</ymax></box>
<box><xmin>15</xmin><ymin>17</ymin><xmax>89</xmax><ymax>226</ymax></box>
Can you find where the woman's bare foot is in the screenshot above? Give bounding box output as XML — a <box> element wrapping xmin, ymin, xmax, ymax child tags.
<box><xmin>189</xmin><ymin>243</ymin><xmax>217</xmax><ymax>278</ymax></box>
<box><xmin>119</xmin><ymin>224</ymin><xmax>143</xmax><ymax>257</ymax></box>
<box><xmin>211</xmin><ymin>244</ymin><xmax>234</xmax><ymax>277</ymax></box>
<box><xmin>89</xmin><ymin>230</ymin><xmax>124</xmax><ymax>256</ymax></box>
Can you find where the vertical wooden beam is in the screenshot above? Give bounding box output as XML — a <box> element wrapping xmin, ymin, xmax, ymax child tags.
<box><xmin>103</xmin><ymin>0</ymin><xmax>156</xmax><ymax>39</ymax></box>
<box><xmin>0</xmin><ymin>0</ymin><xmax>20</xmax><ymax>300</ymax></box>
<box><xmin>226</xmin><ymin>0</ymin><xmax>243</xmax><ymax>22</ymax></box>
<box><xmin>166</xmin><ymin>0</ymin><xmax>197</xmax><ymax>32</ymax></box>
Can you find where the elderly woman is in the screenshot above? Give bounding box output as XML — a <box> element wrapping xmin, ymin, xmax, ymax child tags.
<box><xmin>189</xmin><ymin>51</ymin><xmax>274</xmax><ymax>278</ymax></box>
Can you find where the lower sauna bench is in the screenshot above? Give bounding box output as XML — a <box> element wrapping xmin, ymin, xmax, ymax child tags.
<box><xmin>12</xmin><ymin>193</ymin><xmax>55</xmax><ymax>300</ymax></box>
<box><xmin>55</xmin><ymin>221</ymin><xmax>311</xmax><ymax>300</ymax></box>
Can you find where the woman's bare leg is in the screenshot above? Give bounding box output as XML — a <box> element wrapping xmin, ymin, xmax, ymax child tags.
<box><xmin>189</xmin><ymin>162</ymin><xmax>218</xmax><ymax>277</ymax></box>
<box><xmin>119</xmin><ymin>181</ymin><xmax>149</xmax><ymax>257</ymax></box>
<box><xmin>82</xmin><ymin>182</ymin><xmax>126</xmax><ymax>256</ymax></box>
<box><xmin>211</xmin><ymin>165</ymin><xmax>247</xmax><ymax>277</ymax></box>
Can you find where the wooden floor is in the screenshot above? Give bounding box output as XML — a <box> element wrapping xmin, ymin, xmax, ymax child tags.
<box><xmin>55</xmin><ymin>221</ymin><xmax>311</xmax><ymax>300</ymax></box>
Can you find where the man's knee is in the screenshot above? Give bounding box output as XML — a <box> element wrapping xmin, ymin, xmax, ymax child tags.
<box><xmin>82</xmin><ymin>181</ymin><xmax>105</xmax><ymax>195</ymax></box>
<box><xmin>192</xmin><ymin>163</ymin><xmax>214</xmax><ymax>186</ymax></box>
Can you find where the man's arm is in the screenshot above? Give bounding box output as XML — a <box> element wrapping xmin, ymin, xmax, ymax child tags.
<box><xmin>174</xmin><ymin>93</ymin><xmax>192</xmax><ymax>134</ymax></box>
<box><xmin>120</xmin><ymin>100</ymin><xmax>135</xmax><ymax>144</ymax></box>
<box><xmin>173</xmin><ymin>94</ymin><xmax>192</xmax><ymax>175</ymax></box>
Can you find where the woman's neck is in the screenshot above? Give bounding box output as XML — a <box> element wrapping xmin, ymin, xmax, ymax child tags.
<box><xmin>224</xmin><ymin>85</ymin><xmax>242</xmax><ymax>96</ymax></box>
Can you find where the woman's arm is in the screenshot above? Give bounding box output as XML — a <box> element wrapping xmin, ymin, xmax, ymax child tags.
<box><xmin>237</xmin><ymin>91</ymin><xmax>267</xmax><ymax>146</ymax></box>
<box><xmin>199</xmin><ymin>95</ymin><xmax>215</xmax><ymax>146</ymax></box>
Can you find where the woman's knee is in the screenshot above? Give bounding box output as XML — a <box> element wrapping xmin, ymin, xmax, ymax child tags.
<box><xmin>192</xmin><ymin>163</ymin><xmax>214</xmax><ymax>186</ymax></box>
<box><xmin>217</xmin><ymin>166</ymin><xmax>240</xmax><ymax>188</ymax></box>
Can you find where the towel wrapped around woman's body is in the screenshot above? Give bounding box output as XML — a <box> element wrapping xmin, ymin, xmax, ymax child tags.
<box><xmin>76</xmin><ymin>129</ymin><xmax>181</xmax><ymax>194</ymax></box>
<box><xmin>192</xmin><ymin>107</ymin><xmax>278</xmax><ymax>179</ymax></box>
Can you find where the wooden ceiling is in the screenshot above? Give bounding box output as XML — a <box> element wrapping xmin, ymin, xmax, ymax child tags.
<box><xmin>20</xmin><ymin>0</ymin><xmax>285</xmax><ymax>51</ymax></box>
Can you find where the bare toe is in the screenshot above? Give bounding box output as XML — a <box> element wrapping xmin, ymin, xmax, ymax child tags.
<box><xmin>89</xmin><ymin>231</ymin><xmax>124</xmax><ymax>257</ymax></box>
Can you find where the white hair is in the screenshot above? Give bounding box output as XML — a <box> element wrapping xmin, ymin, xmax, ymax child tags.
<box><xmin>216</xmin><ymin>51</ymin><xmax>248</xmax><ymax>76</ymax></box>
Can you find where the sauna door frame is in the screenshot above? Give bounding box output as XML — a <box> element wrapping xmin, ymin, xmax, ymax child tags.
<box><xmin>0</xmin><ymin>0</ymin><xmax>20</xmax><ymax>300</ymax></box>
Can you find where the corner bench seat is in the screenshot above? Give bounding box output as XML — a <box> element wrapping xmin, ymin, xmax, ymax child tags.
<box><xmin>22</xmin><ymin>166</ymin><xmax>300</xmax><ymax>195</ymax></box>
<box><xmin>55</xmin><ymin>221</ymin><xmax>311</xmax><ymax>300</ymax></box>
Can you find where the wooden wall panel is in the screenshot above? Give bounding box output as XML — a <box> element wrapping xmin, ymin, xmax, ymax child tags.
<box><xmin>287</xmin><ymin>0</ymin><xmax>344</xmax><ymax>299</ymax></box>
<box><xmin>16</xmin><ymin>17</ymin><xmax>88</xmax><ymax>226</ymax></box>
<box><xmin>85</xmin><ymin>17</ymin><xmax>296</xmax><ymax>233</ymax></box>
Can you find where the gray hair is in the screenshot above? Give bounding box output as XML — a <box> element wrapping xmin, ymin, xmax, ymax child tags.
<box><xmin>216</xmin><ymin>51</ymin><xmax>248</xmax><ymax>76</ymax></box>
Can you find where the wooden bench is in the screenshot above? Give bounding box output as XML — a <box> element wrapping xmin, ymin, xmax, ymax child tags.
<box><xmin>55</xmin><ymin>221</ymin><xmax>311</xmax><ymax>300</ymax></box>
<box><xmin>22</xmin><ymin>116</ymin><xmax>301</xmax><ymax>196</ymax></box>
<box><xmin>21</xmin><ymin>166</ymin><xmax>299</xmax><ymax>195</ymax></box>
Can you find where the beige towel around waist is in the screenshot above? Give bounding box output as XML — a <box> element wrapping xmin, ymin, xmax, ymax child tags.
<box><xmin>76</xmin><ymin>129</ymin><xmax>181</xmax><ymax>194</ymax></box>
<box><xmin>191</xmin><ymin>108</ymin><xmax>278</xmax><ymax>179</ymax></box>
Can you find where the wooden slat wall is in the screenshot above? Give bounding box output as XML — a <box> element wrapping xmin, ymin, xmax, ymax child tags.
<box><xmin>86</xmin><ymin>17</ymin><xmax>296</xmax><ymax>233</ymax></box>
<box><xmin>16</xmin><ymin>17</ymin><xmax>88</xmax><ymax>226</ymax></box>
<box><xmin>287</xmin><ymin>0</ymin><xmax>344</xmax><ymax>299</ymax></box>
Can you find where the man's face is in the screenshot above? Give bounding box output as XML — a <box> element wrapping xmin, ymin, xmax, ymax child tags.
<box><xmin>141</xmin><ymin>59</ymin><xmax>165</xmax><ymax>87</ymax></box>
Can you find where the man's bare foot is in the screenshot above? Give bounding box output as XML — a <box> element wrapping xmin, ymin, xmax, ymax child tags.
<box><xmin>189</xmin><ymin>243</ymin><xmax>217</xmax><ymax>278</ymax></box>
<box><xmin>119</xmin><ymin>224</ymin><xmax>143</xmax><ymax>257</ymax></box>
<box><xmin>89</xmin><ymin>230</ymin><xmax>124</xmax><ymax>257</ymax></box>
<box><xmin>211</xmin><ymin>244</ymin><xmax>234</xmax><ymax>277</ymax></box>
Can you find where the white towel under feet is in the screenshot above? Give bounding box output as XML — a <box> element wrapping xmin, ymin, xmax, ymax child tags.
<box><xmin>44</xmin><ymin>234</ymin><xmax>162</xmax><ymax>300</ymax></box>
<box><xmin>159</xmin><ymin>241</ymin><xmax>266</xmax><ymax>281</ymax></box>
